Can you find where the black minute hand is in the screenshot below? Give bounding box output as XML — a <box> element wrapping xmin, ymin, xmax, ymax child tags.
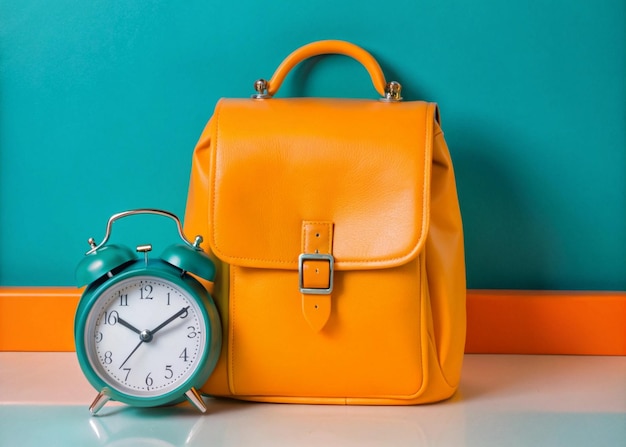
<box><xmin>150</xmin><ymin>306</ymin><xmax>190</xmax><ymax>336</ymax></box>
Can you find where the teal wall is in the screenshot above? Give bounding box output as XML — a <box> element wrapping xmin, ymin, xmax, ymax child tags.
<box><xmin>1</xmin><ymin>1</ymin><xmax>625</xmax><ymax>289</ymax></box>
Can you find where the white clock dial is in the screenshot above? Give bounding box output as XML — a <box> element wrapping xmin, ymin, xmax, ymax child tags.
<box><xmin>84</xmin><ymin>276</ymin><xmax>207</xmax><ymax>398</ymax></box>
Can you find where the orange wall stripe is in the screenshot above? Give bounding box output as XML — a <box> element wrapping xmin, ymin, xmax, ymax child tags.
<box><xmin>1</xmin><ymin>287</ymin><xmax>624</xmax><ymax>354</ymax></box>
<box><xmin>466</xmin><ymin>290</ymin><xmax>626</xmax><ymax>355</ymax></box>
<box><xmin>0</xmin><ymin>287</ymin><xmax>82</xmax><ymax>352</ymax></box>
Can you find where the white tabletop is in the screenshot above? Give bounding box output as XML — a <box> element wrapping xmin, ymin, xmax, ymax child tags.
<box><xmin>0</xmin><ymin>352</ymin><xmax>624</xmax><ymax>446</ymax></box>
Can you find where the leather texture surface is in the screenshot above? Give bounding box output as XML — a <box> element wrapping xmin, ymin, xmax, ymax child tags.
<box><xmin>208</xmin><ymin>98</ymin><xmax>431</xmax><ymax>270</ymax></box>
<box><xmin>184</xmin><ymin>40</ymin><xmax>466</xmax><ymax>405</ymax></box>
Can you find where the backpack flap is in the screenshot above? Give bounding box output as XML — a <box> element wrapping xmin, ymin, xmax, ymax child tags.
<box><xmin>208</xmin><ymin>97</ymin><xmax>435</xmax><ymax>275</ymax></box>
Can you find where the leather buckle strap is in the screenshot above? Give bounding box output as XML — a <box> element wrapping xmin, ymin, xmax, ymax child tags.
<box><xmin>300</xmin><ymin>221</ymin><xmax>334</xmax><ymax>332</ymax></box>
<box><xmin>298</xmin><ymin>253</ymin><xmax>334</xmax><ymax>295</ymax></box>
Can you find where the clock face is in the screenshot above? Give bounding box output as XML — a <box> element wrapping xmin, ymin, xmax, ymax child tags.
<box><xmin>84</xmin><ymin>276</ymin><xmax>207</xmax><ymax>398</ymax></box>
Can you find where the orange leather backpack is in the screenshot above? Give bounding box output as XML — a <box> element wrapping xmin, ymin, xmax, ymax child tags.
<box><xmin>184</xmin><ymin>40</ymin><xmax>466</xmax><ymax>404</ymax></box>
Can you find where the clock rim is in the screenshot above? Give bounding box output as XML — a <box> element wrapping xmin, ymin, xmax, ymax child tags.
<box><xmin>74</xmin><ymin>259</ymin><xmax>221</xmax><ymax>408</ymax></box>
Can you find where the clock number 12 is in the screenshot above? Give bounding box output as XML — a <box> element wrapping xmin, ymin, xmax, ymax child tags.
<box><xmin>140</xmin><ymin>285</ymin><xmax>153</xmax><ymax>300</ymax></box>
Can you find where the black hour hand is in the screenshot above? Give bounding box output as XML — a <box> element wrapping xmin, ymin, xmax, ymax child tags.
<box><xmin>117</xmin><ymin>316</ymin><xmax>142</xmax><ymax>335</ymax></box>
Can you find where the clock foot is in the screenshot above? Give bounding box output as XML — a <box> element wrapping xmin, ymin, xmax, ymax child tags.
<box><xmin>89</xmin><ymin>389</ymin><xmax>112</xmax><ymax>415</ymax></box>
<box><xmin>185</xmin><ymin>387</ymin><xmax>207</xmax><ymax>413</ymax></box>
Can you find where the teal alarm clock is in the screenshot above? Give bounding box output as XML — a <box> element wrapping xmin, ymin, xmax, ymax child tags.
<box><xmin>74</xmin><ymin>209</ymin><xmax>221</xmax><ymax>415</ymax></box>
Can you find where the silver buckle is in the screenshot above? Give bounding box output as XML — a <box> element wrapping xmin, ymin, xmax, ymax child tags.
<box><xmin>298</xmin><ymin>253</ymin><xmax>334</xmax><ymax>295</ymax></box>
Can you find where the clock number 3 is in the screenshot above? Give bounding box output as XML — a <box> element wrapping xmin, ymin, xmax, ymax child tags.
<box><xmin>187</xmin><ymin>326</ymin><xmax>198</xmax><ymax>339</ymax></box>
